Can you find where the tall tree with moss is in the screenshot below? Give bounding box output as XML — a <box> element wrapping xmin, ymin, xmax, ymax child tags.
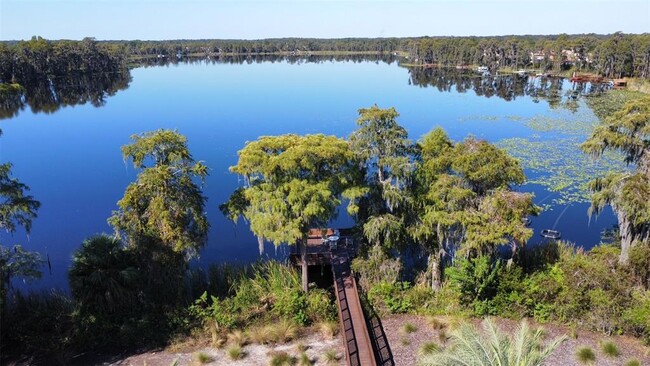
<box><xmin>349</xmin><ymin>105</ymin><xmax>416</xmax><ymax>250</ymax></box>
<box><xmin>413</xmin><ymin>129</ymin><xmax>536</xmax><ymax>290</ymax></box>
<box><xmin>108</xmin><ymin>129</ymin><xmax>208</xmax><ymax>306</ymax></box>
<box><xmin>582</xmin><ymin>96</ymin><xmax>650</xmax><ymax>264</ymax></box>
<box><xmin>0</xmin><ymin>130</ymin><xmax>42</xmax><ymax>312</ymax></box>
<box><xmin>109</xmin><ymin>129</ymin><xmax>209</xmax><ymax>257</ymax></box>
<box><xmin>221</xmin><ymin>134</ymin><xmax>365</xmax><ymax>292</ymax></box>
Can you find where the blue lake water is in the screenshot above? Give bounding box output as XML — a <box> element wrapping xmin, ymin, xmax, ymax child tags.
<box><xmin>0</xmin><ymin>59</ymin><xmax>617</xmax><ymax>290</ymax></box>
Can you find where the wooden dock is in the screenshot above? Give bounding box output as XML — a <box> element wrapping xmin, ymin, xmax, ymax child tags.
<box><xmin>290</xmin><ymin>229</ymin><xmax>393</xmax><ymax>366</ymax></box>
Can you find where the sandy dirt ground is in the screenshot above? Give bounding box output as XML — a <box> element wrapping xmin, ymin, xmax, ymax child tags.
<box><xmin>105</xmin><ymin>331</ymin><xmax>345</xmax><ymax>366</ymax></box>
<box><xmin>381</xmin><ymin>314</ymin><xmax>650</xmax><ymax>366</ymax></box>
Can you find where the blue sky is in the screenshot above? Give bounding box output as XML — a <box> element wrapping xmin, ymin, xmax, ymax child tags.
<box><xmin>1</xmin><ymin>0</ymin><xmax>648</xmax><ymax>41</ymax></box>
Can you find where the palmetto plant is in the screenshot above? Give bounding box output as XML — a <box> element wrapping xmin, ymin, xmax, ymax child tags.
<box><xmin>419</xmin><ymin>318</ymin><xmax>566</xmax><ymax>366</ymax></box>
<box><xmin>68</xmin><ymin>234</ymin><xmax>139</xmax><ymax>314</ymax></box>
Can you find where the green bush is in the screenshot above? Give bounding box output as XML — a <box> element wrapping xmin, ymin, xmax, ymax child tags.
<box><xmin>306</xmin><ymin>288</ymin><xmax>337</xmax><ymax>323</ymax></box>
<box><xmin>368</xmin><ymin>281</ymin><xmax>413</xmax><ymax>314</ymax></box>
<box><xmin>446</xmin><ymin>255</ymin><xmax>501</xmax><ymax>316</ymax></box>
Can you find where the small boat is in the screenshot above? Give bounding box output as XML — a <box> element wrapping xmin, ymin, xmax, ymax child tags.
<box><xmin>541</xmin><ymin>229</ymin><xmax>561</xmax><ymax>240</ymax></box>
<box><xmin>477</xmin><ymin>66</ymin><xmax>489</xmax><ymax>73</ymax></box>
<box><xmin>522</xmin><ymin>217</ymin><xmax>532</xmax><ymax>226</ymax></box>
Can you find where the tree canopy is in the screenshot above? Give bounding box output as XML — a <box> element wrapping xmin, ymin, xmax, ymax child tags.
<box><xmin>222</xmin><ymin>134</ymin><xmax>365</xmax><ymax>246</ymax></box>
<box><xmin>581</xmin><ymin>96</ymin><xmax>650</xmax><ymax>263</ymax></box>
<box><xmin>108</xmin><ymin>129</ymin><xmax>209</xmax><ymax>257</ymax></box>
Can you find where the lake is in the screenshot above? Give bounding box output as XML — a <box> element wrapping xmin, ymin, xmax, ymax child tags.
<box><xmin>0</xmin><ymin>57</ymin><xmax>618</xmax><ymax>290</ymax></box>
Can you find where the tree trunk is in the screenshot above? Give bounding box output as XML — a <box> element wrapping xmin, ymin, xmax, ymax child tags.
<box><xmin>617</xmin><ymin>208</ymin><xmax>633</xmax><ymax>264</ymax></box>
<box><xmin>300</xmin><ymin>238</ymin><xmax>309</xmax><ymax>292</ymax></box>
<box><xmin>431</xmin><ymin>248</ymin><xmax>444</xmax><ymax>291</ymax></box>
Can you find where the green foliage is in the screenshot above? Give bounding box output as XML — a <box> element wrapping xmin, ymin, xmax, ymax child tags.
<box><xmin>419</xmin><ymin>342</ymin><xmax>440</xmax><ymax>356</ymax></box>
<box><xmin>403</xmin><ymin>322</ymin><xmax>418</xmax><ymax>333</ymax></box>
<box><xmin>625</xmin><ymin>359</ymin><xmax>641</xmax><ymax>366</ymax></box>
<box><xmin>623</xmin><ymin>289</ymin><xmax>650</xmax><ymax>342</ymax></box>
<box><xmin>223</xmin><ymin>134</ymin><xmax>364</xmax><ymax>247</ymax></box>
<box><xmin>109</xmin><ymin>129</ymin><xmax>209</xmax><ymax>257</ymax></box>
<box><xmin>298</xmin><ymin>352</ymin><xmax>312</xmax><ymax>366</ymax></box>
<box><xmin>0</xmin><ymin>245</ymin><xmax>43</xmax><ymax>307</ymax></box>
<box><xmin>367</xmin><ymin>281</ymin><xmax>413</xmax><ymax>314</ymax></box>
<box><xmin>188</xmin><ymin>261</ymin><xmax>334</xmax><ymax>336</ymax></box>
<box><xmin>576</xmin><ymin>346</ymin><xmax>596</xmax><ymax>364</ymax></box>
<box><xmin>68</xmin><ymin>235</ymin><xmax>139</xmax><ymax>316</ymax></box>
<box><xmin>581</xmin><ymin>95</ymin><xmax>650</xmax><ymax>263</ymax></box>
<box><xmin>269</xmin><ymin>351</ymin><xmax>296</xmax><ymax>366</ymax></box>
<box><xmin>351</xmin><ymin>244</ymin><xmax>402</xmax><ymax>291</ymax></box>
<box><xmin>601</xmin><ymin>341</ymin><xmax>619</xmax><ymax>357</ymax></box>
<box><xmin>452</xmin><ymin>137</ymin><xmax>525</xmax><ymax>195</ymax></box>
<box><xmin>0</xmin><ymin>162</ymin><xmax>40</xmax><ymax>234</ymax></box>
<box><xmin>1</xmin><ymin>290</ymin><xmax>76</xmax><ymax>363</ymax></box>
<box><xmin>419</xmin><ymin>318</ymin><xmax>566</xmax><ymax>366</ymax></box>
<box><xmin>227</xmin><ymin>345</ymin><xmax>244</xmax><ymax>360</ymax></box>
<box><xmin>446</xmin><ymin>255</ymin><xmax>501</xmax><ymax>316</ymax></box>
<box><xmin>196</xmin><ymin>351</ymin><xmax>213</xmax><ymax>364</ymax></box>
<box><xmin>322</xmin><ymin>349</ymin><xmax>339</xmax><ymax>365</ymax></box>
<box><xmin>629</xmin><ymin>245</ymin><xmax>650</xmax><ymax>288</ymax></box>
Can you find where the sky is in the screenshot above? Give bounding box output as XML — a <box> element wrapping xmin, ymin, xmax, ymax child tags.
<box><xmin>1</xmin><ymin>0</ymin><xmax>649</xmax><ymax>41</ymax></box>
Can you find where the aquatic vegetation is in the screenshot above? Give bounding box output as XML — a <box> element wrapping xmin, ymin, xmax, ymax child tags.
<box><xmin>497</xmin><ymin>137</ymin><xmax>626</xmax><ymax>205</ymax></box>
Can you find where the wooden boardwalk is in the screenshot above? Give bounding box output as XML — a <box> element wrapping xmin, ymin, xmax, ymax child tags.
<box><xmin>291</xmin><ymin>228</ymin><xmax>394</xmax><ymax>366</ymax></box>
<box><xmin>332</xmin><ymin>247</ymin><xmax>377</xmax><ymax>366</ymax></box>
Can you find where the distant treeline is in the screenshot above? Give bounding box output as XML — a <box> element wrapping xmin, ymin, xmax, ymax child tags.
<box><xmin>0</xmin><ymin>37</ymin><xmax>125</xmax><ymax>85</ymax></box>
<box><xmin>1</xmin><ymin>33</ymin><xmax>649</xmax><ymax>85</ymax></box>
<box><xmin>105</xmin><ymin>33</ymin><xmax>650</xmax><ymax>78</ymax></box>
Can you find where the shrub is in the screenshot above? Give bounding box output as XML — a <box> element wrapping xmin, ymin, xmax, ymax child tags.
<box><xmin>601</xmin><ymin>341</ymin><xmax>619</xmax><ymax>357</ymax></box>
<box><xmin>445</xmin><ymin>255</ymin><xmax>501</xmax><ymax>316</ymax></box>
<box><xmin>625</xmin><ymin>359</ymin><xmax>641</xmax><ymax>366</ymax></box>
<box><xmin>623</xmin><ymin>289</ymin><xmax>650</xmax><ymax>342</ymax></box>
<box><xmin>298</xmin><ymin>352</ymin><xmax>312</xmax><ymax>366</ymax></box>
<box><xmin>576</xmin><ymin>346</ymin><xmax>596</xmax><ymax>364</ymax></box>
<box><xmin>403</xmin><ymin>322</ymin><xmax>417</xmax><ymax>333</ymax></box>
<box><xmin>317</xmin><ymin>321</ymin><xmax>339</xmax><ymax>339</ymax></box>
<box><xmin>368</xmin><ymin>281</ymin><xmax>413</xmax><ymax>314</ymax></box>
<box><xmin>227</xmin><ymin>345</ymin><xmax>244</xmax><ymax>360</ymax></box>
<box><xmin>227</xmin><ymin>329</ymin><xmax>247</xmax><ymax>347</ymax></box>
<box><xmin>270</xmin><ymin>319</ymin><xmax>298</xmax><ymax>343</ymax></box>
<box><xmin>351</xmin><ymin>245</ymin><xmax>402</xmax><ymax>291</ymax></box>
<box><xmin>249</xmin><ymin>325</ymin><xmax>274</xmax><ymax>344</ymax></box>
<box><xmin>419</xmin><ymin>341</ymin><xmax>440</xmax><ymax>356</ymax></box>
<box><xmin>322</xmin><ymin>349</ymin><xmax>339</xmax><ymax>365</ymax></box>
<box><xmin>269</xmin><ymin>351</ymin><xmax>296</xmax><ymax>366</ymax></box>
<box><xmin>195</xmin><ymin>352</ymin><xmax>213</xmax><ymax>364</ymax></box>
<box><xmin>306</xmin><ymin>288</ymin><xmax>336</xmax><ymax>323</ymax></box>
<box><xmin>296</xmin><ymin>343</ymin><xmax>308</xmax><ymax>353</ymax></box>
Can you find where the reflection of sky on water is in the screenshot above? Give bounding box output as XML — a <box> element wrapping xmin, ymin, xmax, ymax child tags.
<box><xmin>0</xmin><ymin>60</ymin><xmax>616</xmax><ymax>290</ymax></box>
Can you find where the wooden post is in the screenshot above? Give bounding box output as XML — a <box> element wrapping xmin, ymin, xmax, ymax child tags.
<box><xmin>301</xmin><ymin>237</ymin><xmax>308</xmax><ymax>292</ymax></box>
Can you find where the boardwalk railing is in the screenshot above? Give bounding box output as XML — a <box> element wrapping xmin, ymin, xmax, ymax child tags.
<box><xmin>331</xmin><ymin>249</ymin><xmax>378</xmax><ymax>366</ymax></box>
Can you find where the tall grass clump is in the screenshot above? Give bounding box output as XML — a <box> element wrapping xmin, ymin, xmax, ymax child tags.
<box><xmin>322</xmin><ymin>349</ymin><xmax>339</xmax><ymax>365</ymax></box>
<box><xmin>195</xmin><ymin>352</ymin><xmax>213</xmax><ymax>364</ymax></box>
<box><xmin>269</xmin><ymin>351</ymin><xmax>296</xmax><ymax>366</ymax></box>
<box><xmin>576</xmin><ymin>346</ymin><xmax>596</xmax><ymax>364</ymax></box>
<box><xmin>227</xmin><ymin>345</ymin><xmax>244</xmax><ymax>360</ymax></box>
<box><xmin>601</xmin><ymin>341</ymin><xmax>620</xmax><ymax>357</ymax></box>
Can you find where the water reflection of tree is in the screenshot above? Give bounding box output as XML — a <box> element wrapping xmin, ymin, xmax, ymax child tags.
<box><xmin>133</xmin><ymin>53</ymin><xmax>398</xmax><ymax>68</ymax></box>
<box><xmin>0</xmin><ymin>70</ymin><xmax>131</xmax><ymax>119</ymax></box>
<box><xmin>407</xmin><ymin>66</ymin><xmax>610</xmax><ymax>110</ymax></box>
